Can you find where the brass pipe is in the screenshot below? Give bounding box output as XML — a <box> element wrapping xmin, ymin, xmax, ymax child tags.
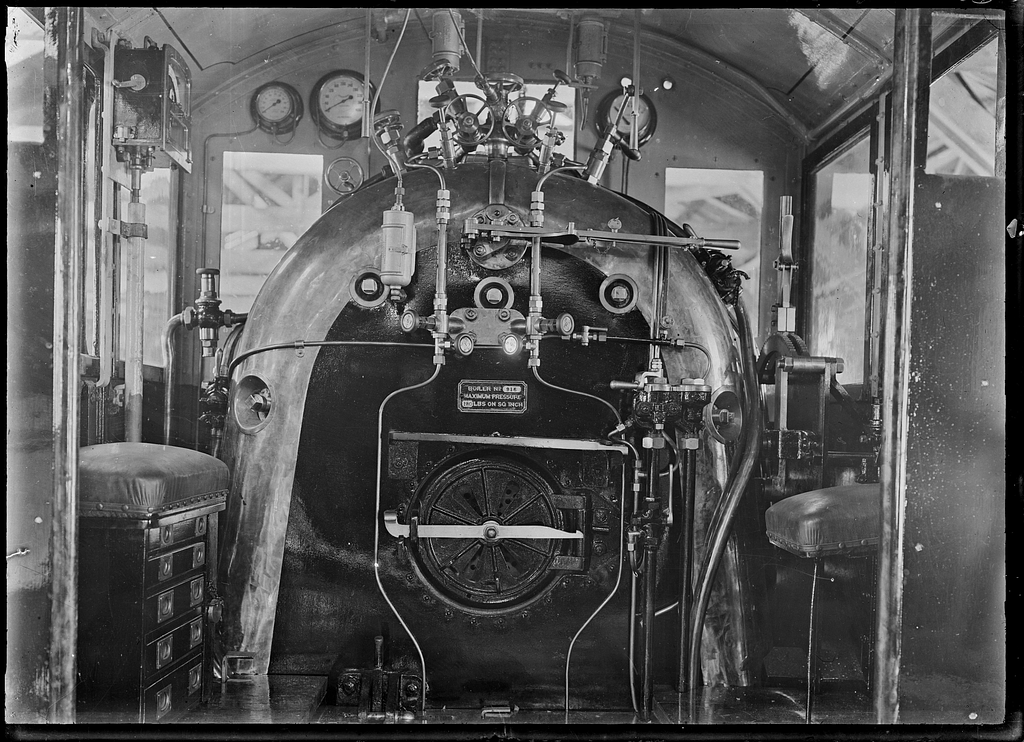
<box><xmin>162</xmin><ymin>313</ymin><xmax>185</xmax><ymax>445</ymax></box>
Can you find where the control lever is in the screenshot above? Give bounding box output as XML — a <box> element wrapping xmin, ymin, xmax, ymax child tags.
<box><xmin>384</xmin><ymin>512</ymin><xmax>582</xmax><ymax>540</ymax></box>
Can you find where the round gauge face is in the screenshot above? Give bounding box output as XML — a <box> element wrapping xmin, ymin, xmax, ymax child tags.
<box><xmin>597</xmin><ymin>92</ymin><xmax>658</xmax><ymax>147</ymax></box>
<box><xmin>311</xmin><ymin>70</ymin><xmax>376</xmax><ymax>140</ymax></box>
<box><xmin>256</xmin><ymin>85</ymin><xmax>294</xmax><ymax>124</ymax></box>
<box><xmin>250</xmin><ymin>81</ymin><xmax>303</xmax><ymax>135</ymax></box>
<box><xmin>318</xmin><ymin>74</ymin><xmax>365</xmax><ymax>126</ymax></box>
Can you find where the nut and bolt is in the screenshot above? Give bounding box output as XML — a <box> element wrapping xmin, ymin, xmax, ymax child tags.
<box><xmin>465</xmin><ymin>308</ymin><xmax>478</xmax><ymax>321</ymax></box>
<box><xmin>504</xmin><ymin>248</ymin><xmax>520</xmax><ymax>259</ymax></box>
<box><xmin>473</xmin><ymin>244</ymin><xmax>488</xmax><ymax>256</ymax></box>
<box><xmin>340</xmin><ymin>676</ymin><xmax>358</xmax><ymax>696</ymax></box>
<box><xmin>497</xmin><ymin>308</ymin><xmax>511</xmax><ymax>321</ymax></box>
<box><xmin>404</xmin><ymin>680</ymin><xmax>420</xmax><ymax>696</ymax></box>
<box><xmin>592</xmin><ymin>539</ymin><xmax>606</xmax><ymax>556</ymax></box>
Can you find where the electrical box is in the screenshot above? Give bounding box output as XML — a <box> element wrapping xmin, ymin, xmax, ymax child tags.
<box><xmin>112</xmin><ymin>43</ymin><xmax>193</xmax><ymax>172</ymax></box>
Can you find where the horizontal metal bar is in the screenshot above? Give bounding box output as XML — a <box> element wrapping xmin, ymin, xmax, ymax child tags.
<box><xmin>464</xmin><ymin>222</ymin><xmax>740</xmax><ymax>250</ymax></box>
<box><xmin>389</xmin><ymin>430</ymin><xmax>627</xmax><ymax>453</ymax></box>
<box><xmin>383</xmin><ymin>512</ymin><xmax>583</xmax><ymax>541</ymax></box>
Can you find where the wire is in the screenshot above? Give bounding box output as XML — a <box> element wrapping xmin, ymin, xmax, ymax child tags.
<box><xmin>227</xmin><ymin>340</ymin><xmax>433</xmax><ymax>378</ymax></box>
<box><xmin>565</xmin><ymin>468</ymin><xmax>628</xmax><ymax>721</ymax></box>
<box><xmin>372</xmin><ymin>363</ymin><xmax>442</xmax><ymax>713</ymax></box>
<box><xmin>531</xmin><ymin>367</ymin><xmax>621</xmax><ymax>426</ymax></box>
<box><xmin>369</xmin><ymin>7</ymin><xmax>413</xmax><ymax>173</ymax></box>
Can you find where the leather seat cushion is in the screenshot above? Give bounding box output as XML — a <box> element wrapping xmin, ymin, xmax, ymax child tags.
<box><xmin>765</xmin><ymin>483</ymin><xmax>881</xmax><ymax>556</ymax></box>
<box><xmin>79</xmin><ymin>442</ymin><xmax>229</xmax><ymax>514</ymax></box>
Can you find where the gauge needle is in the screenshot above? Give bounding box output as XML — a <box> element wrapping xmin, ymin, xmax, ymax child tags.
<box><xmin>325</xmin><ymin>95</ymin><xmax>354</xmax><ymax>112</ymax></box>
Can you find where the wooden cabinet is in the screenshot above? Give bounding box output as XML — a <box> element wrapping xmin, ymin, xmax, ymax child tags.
<box><xmin>77</xmin><ymin>500</ymin><xmax>225</xmax><ymax>722</ymax></box>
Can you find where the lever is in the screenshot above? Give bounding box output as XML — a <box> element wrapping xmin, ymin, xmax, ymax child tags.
<box><xmin>384</xmin><ymin>512</ymin><xmax>582</xmax><ymax>540</ymax></box>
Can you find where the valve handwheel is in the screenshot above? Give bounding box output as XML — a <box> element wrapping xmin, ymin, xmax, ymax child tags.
<box><xmin>502</xmin><ymin>97</ymin><xmax>555</xmax><ymax>149</ymax></box>
<box><xmin>325</xmin><ymin>156</ymin><xmax>365</xmax><ymax>195</ymax></box>
<box><xmin>445</xmin><ymin>94</ymin><xmax>494</xmax><ymax>147</ymax></box>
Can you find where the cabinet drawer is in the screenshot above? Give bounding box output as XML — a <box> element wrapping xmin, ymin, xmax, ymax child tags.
<box><xmin>143</xmin><ymin>659</ymin><xmax>203</xmax><ymax>722</ymax></box>
<box><xmin>147</xmin><ymin>514</ymin><xmax>209</xmax><ymax>553</ymax></box>
<box><xmin>146</xmin><ymin>541</ymin><xmax>207</xmax><ymax>592</ymax></box>
<box><xmin>145</xmin><ymin>616</ymin><xmax>204</xmax><ymax>679</ymax></box>
<box><xmin>147</xmin><ymin>576</ymin><xmax>204</xmax><ymax>631</ymax></box>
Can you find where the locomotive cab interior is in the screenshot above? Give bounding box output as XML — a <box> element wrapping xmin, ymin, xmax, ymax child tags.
<box><xmin>7</xmin><ymin>5</ymin><xmax>1016</xmax><ymax>732</ymax></box>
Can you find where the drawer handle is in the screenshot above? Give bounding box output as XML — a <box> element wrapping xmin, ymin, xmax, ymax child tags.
<box><xmin>156</xmin><ymin>635</ymin><xmax>173</xmax><ymax>669</ymax></box>
<box><xmin>157</xmin><ymin>591</ymin><xmax>174</xmax><ymax>623</ymax></box>
<box><xmin>195</xmin><ymin>516</ymin><xmax>207</xmax><ymax>536</ymax></box>
<box><xmin>158</xmin><ymin>554</ymin><xmax>173</xmax><ymax>581</ymax></box>
<box><xmin>161</xmin><ymin>525</ymin><xmax>173</xmax><ymax>546</ymax></box>
<box><xmin>189</xmin><ymin>578</ymin><xmax>204</xmax><ymax>607</ymax></box>
<box><xmin>193</xmin><ymin>543</ymin><xmax>206</xmax><ymax>568</ymax></box>
<box><xmin>156</xmin><ymin>685</ymin><xmax>172</xmax><ymax>719</ymax></box>
<box><xmin>189</xmin><ymin>618</ymin><xmax>203</xmax><ymax>648</ymax></box>
<box><xmin>188</xmin><ymin>665</ymin><xmax>202</xmax><ymax>695</ymax></box>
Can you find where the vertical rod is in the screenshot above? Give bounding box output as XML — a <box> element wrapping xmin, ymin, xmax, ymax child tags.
<box><xmin>630</xmin><ymin>9</ymin><xmax>641</xmax><ymax>153</ymax></box>
<box><xmin>363</xmin><ymin>8</ymin><xmax>372</xmax><ymax>140</ymax></box>
<box><xmin>639</xmin><ymin>447</ymin><xmax>660</xmax><ymax>719</ymax></box>
<box><xmin>49</xmin><ymin>5</ymin><xmax>84</xmax><ymax>722</ymax></box>
<box><xmin>806</xmin><ymin>559</ymin><xmax>820</xmax><ymax>724</ymax></box>
<box><xmin>475</xmin><ymin>12</ymin><xmax>483</xmax><ymax>74</ymax></box>
<box><xmin>873</xmin><ymin>8</ymin><xmax>930</xmax><ymax>725</ymax></box>
<box><xmin>677</xmin><ymin>447</ymin><xmax>697</xmax><ymax>691</ymax></box>
<box><xmin>97</xmin><ymin>30</ymin><xmax>117</xmax><ymax>389</ymax></box>
<box><xmin>865</xmin><ymin>92</ymin><xmax>888</xmax><ymax>402</ymax></box>
<box><xmin>124</xmin><ymin>160</ymin><xmax>146</xmax><ymax>441</ymax></box>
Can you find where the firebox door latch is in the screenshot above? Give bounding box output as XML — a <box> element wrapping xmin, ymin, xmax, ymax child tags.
<box><xmin>383</xmin><ymin>512</ymin><xmax>583</xmax><ymax>542</ymax></box>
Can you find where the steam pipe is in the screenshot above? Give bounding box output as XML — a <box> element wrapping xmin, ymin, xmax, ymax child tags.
<box><xmin>677</xmin><ymin>445</ymin><xmax>697</xmax><ymax>691</ymax></box>
<box><xmin>407</xmin><ymin>162</ymin><xmax>449</xmax><ymax>364</ymax></box>
<box><xmin>125</xmin><ymin>158</ymin><xmax>146</xmax><ymax>442</ymax></box>
<box><xmin>162</xmin><ymin>313</ymin><xmax>184</xmax><ymax>445</ymax></box>
<box><xmin>686</xmin><ymin>300</ymin><xmax>762</xmax><ymax>697</ymax></box>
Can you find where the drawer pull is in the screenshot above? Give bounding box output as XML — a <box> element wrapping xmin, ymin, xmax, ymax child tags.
<box><xmin>157</xmin><ymin>590</ymin><xmax>174</xmax><ymax>623</ymax></box>
<box><xmin>156</xmin><ymin>684</ymin><xmax>172</xmax><ymax>719</ymax></box>
<box><xmin>189</xmin><ymin>618</ymin><xmax>203</xmax><ymax>648</ymax></box>
<box><xmin>193</xmin><ymin>543</ymin><xmax>206</xmax><ymax>568</ymax></box>
<box><xmin>189</xmin><ymin>577</ymin><xmax>204</xmax><ymax>607</ymax></box>
<box><xmin>156</xmin><ymin>635</ymin><xmax>173</xmax><ymax>669</ymax></box>
<box><xmin>195</xmin><ymin>516</ymin><xmax>207</xmax><ymax>536</ymax></box>
<box><xmin>188</xmin><ymin>665</ymin><xmax>202</xmax><ymax>695</ymax></box>
<box><xmin>160</xmin><ymin>525</ymin><xmax>173</xmax><ymax>546</ymax></box>
<box><xmin>158</xmin><ymin>554</ymin><xmax>173</xmax><ymax>581</ymax></box>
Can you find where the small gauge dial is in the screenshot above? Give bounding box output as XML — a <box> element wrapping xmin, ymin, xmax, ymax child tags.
<box><xmin>166</xmin><ymin>58</ymin><xmax>190</xmax><ymax>111</ymax></box>
<box><xmin>310</xmin><ymin>70</ymin><xmax>377</xmax><ymax>141</ymax></box>
<box><xmin>595</xmin><ymin>91</ymin><xmax>658</xmax><ymax>147</ymax></box>
<box><xmin>250</xmin><ymin>81</ymin><xmax>303</xmax><ymax>135</ymax></box>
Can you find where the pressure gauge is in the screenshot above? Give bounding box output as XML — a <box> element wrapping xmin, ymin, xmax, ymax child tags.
<box><xmin>167</xmin><ymin>55</ymin><xmax>190</xmax><ymax>113</ymax></box>
<box><xmin>250</xmin><ymin>81</ymin><xmax>304</xmax><ymax>135</ymax></box>
<box><xmin>595</xmin><ymin>91</ymin><xmax>657</xmax><ymax>147</ymax></box>
<box><xmin>310</xmin><ymin>69</ymin><xmax>377</xmax><ymax>141</ymax></box>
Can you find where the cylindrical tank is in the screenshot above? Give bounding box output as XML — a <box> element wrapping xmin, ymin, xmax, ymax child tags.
<box><xmin>218</xmin><ymin>159</ymin><xmax>768</xmax><ymax>708</ymax></box>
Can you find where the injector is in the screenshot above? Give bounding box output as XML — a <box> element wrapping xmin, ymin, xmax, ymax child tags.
<box><xmin>181</xmin><ymin>268</ymin><xmax>245</xmax><ymax>357</ymax></box>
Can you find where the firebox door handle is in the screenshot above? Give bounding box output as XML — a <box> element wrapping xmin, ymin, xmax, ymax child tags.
<box><xmin>383</xmin><ymin>512</ymin><xmax>583</xmax><ymax>540</ymax></box>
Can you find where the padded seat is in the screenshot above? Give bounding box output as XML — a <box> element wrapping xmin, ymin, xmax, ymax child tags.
<box><xmin>79</xmin><ymin>442</ymin><xmax>230</xmax><ymax>518</ymax></box>
<box><xmin>765</xmin><ymin>483</ymin><xmax>881</xmax><ymax>557</ymax></box>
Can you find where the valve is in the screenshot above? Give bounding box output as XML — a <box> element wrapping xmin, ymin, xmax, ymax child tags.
<box><xmin>400</xmin><ymin>309</ymin><xmax>436</xmax><ymax>333</ymax></box>
<box><xmin>183</xmin><ymin>268</ymin><xmax>238</xmax><ymax>358</ymax></box>
<box><xmin>373</xmin><ymin>110</ymin><xmax>407</xmax><ymax>174</ymax></box>
<box><xmin>445</xmin><ymin>94</ymin><xmax>494</xmax><ymax>148</ymax></box>
<box><xmin>537</xmin><ymin>313</ymin><xmax>575</xmax><ymax>337</ymax></box>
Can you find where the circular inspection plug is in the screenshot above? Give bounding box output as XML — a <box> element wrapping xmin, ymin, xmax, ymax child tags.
<box><xmin>500</xmin><ymin>333</ymin><xmax>522</xmax><ymax>356</ymax></box>
<box><xmin>454</xmin><ymin>333</ymin><xmax>476</xmax><ymax>356</ymax></box>
<box><xmin>399</xmin><ymin>310</ymin><xmax>420</xmax><ymax>333</ymax></box>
